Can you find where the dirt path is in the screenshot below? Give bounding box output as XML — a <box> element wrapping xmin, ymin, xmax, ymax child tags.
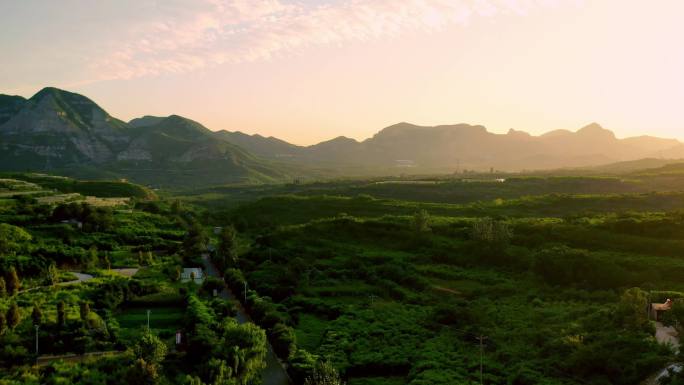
<box><xmin>202</xmin><ymin>255</ymin><xmax>291</xmax><ymax>385</ymax></box>
<box><xmin>655</xmin><ymin>322</ymin><xmax>680</xmax><ymax>353</ymax></box>
<box><xmin>642</xmin><ymin>323</ymin><xmax>681</xmax><ymax>385</ymax></box>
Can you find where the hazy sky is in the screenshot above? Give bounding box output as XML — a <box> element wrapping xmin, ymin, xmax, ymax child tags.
<box><xmin>1</xmin><ymin>0</ymin><xmax>683</xmax><ymax>145</ymax></box>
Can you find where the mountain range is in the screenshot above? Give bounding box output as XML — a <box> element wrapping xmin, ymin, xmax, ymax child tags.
<box><xmin>1</xmin><ymin>87</ymin><xmax>683</xmax><ymax>186</ymax></box>
<box><xmin>219</xmin><ymin>122</ymin><xmax>684</xmax><ymax>171</ymax></box>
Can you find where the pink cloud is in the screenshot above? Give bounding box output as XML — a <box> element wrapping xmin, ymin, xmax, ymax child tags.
<box><xmin>89</xmin><ymin>0</ymin><xmax>575</xmax><ymax>81</ymax></box>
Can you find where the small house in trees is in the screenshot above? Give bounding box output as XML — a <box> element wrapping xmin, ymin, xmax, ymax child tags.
<box><xmin>650</xmin><ymin>299</ymin><xmax>674</xmax><ymax>321</ymax></box>
<box><xmin>181</xmin><ymin>268</ymin><xmax>204</xmax><ymax>284</ymax></box>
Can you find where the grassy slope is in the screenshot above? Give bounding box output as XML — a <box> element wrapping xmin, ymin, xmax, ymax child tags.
<box><xmin>2</xmin><ymin>173</ymin><xmax>156</xmax><ymax>199</ymax></box>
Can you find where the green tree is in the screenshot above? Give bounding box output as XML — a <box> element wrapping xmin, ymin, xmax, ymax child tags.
<box><xmin>183</xmin><ymin>219</ymin><xmax>207</xmax><ymax>258</ymax></box>
<box><xmin>0</xmin><ymin>223</ymin><xmax>32</xmax><ymax>255</ymax></box>
<box><xmin>128</xmin><ymin>329</ymin><xmax>168</xmax><ymax>384</ymax></box>
<box><xmin>79</xmin><ymin>301</ymin><xmax>91</xmax><ymax>322</ymax></box>
<box><xmin>271</xmin><ymin>323</ymin><xmax>297</xmax><ymax>359</ymax></box>
<box><xmin>6</xmin><ymin>266</ymin><xmax>21</xmax><ymax>295</ymax></box>
<box><xmin>6</xmin><ymin>302</ymin><xmax>21</xmax><ymax>330</ymax></box>
<box><xmin>57</xmin><ymin>301</ymin><xmax>66</xmax><ymax>327</ymax></box>
<box><xmin>412</xmin><ymin>210</ymin><xmax>431</xmax><ymax>234</ymax></box>
<box><xmin>219</xmin><ymin>319</ymin><xmax>267</xmax><ymax>384</ymax></box>
<box><xmin>46</xmin><ymin>264</ymin><xmax>59</xmax><ymax>286</ymax></box>
<box><xmin>146</xmin><ymin>251</ymin><xmax>155</xmax><ymax>265</ymax></box>
<box><xmin>31</xmin><ymin>304</ymin><xmax>42</xmax><ymax>326</ymax></box>
<box><xmin>171</xmin><ymin>199</ymin><xmax>182</xmax><ymax>214</ymax></box>
<box><xmin>134</xmin><ymin>329</ymin><xmax>168</xmax><ymax>365</ymax></box>
<box><xmin>104</xmin><ymin>253</ymin><xmax>111</xmax><ymax>270</ymax></box>
<box><xmin>203</xmin><ymin>357</ymin><xmax>235</xmax><ymax>385</ymax></box>
<box><xmin>304</xmin><ymin>361</ymin><xmax>344</xmax><ymax>385</ymax></box>
<box><xmin>0</xmin><ymin>312</ymin><xmax>6</xmax><ymax>334</ymax></box>
<box><xmin>183</xmin><ymin>375</ymin><xmax>205</xmax><ymax>385</ymax></box>
<box><xmin>88</xmin><ymin>246</ymin><xmax>99</xmax><ymax>268</ymax></box>
<box><xmin>0</xmin><ymin>277</ymin><xmax>6</xmax><ymax>298</ymax></box>
<box><xmin>617</xmin><ymin>287</ymin><xmax>650</xmax><ymax>331</ymax></box>
<box><xmin>471</xmin><ymin>217</ymin><xmax>512</xmax><ymax>245</ymax></box>
<box><xmin>218</xmin><ymin>225</ymin><xmax>238</xmax><ymax>267</ymax></box>
<box><xmin>126</xmin><ymin>358</ymin><xmax>160</xmax><ymax>385</ymax></box>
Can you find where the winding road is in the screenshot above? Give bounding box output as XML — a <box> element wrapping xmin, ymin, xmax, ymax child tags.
<box><xmin>202</xmin><ymin>255</ymin><xmax>291</xmax><ymax>385</ymax></box>
<box><xmin>19</xmin><ymin>272</ymin><xmax>94</xmax><ymax>293</ymax></box>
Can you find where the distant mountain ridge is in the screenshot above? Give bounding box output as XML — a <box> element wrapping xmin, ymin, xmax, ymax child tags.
<box><xmin>1</xmin><ymin>87</ymin><xmax>683</xmax><ymax>186</ymax></box>
<box><xmin>216</xmin><ymin>121</ymin><xmax>684</xmax><ymax>171</ymax></box>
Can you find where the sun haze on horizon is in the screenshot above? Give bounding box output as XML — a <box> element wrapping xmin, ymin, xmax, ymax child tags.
<box><xmin>1</xmin><ymin>0</ymin><xmax>683</xmax><ymax>146</ymax></box>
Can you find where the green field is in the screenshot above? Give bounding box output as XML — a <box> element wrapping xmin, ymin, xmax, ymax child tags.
<box><xmin>116</xmin><ymin>307</ymin><xmax>185</xmax><ymax>330</ymax></box>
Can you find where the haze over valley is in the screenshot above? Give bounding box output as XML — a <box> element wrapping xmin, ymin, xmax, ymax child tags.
<box><xmin>2</xmin><ymin>1</ymin><xmax>684</xmax><ymax>385</ymax></box>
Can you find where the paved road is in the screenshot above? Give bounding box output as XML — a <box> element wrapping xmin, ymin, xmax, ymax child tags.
<box><xmin>19</xmin><ymin>272</ymin><xmax>94</xmax><ymax>293</ymax></box>
<box><xmin>60</xmin><ymin>272</ymin><xmax>94</xmax><ymax>286</ymax></box>
<box><xmin>202</xmin><ymin>255</ymin><xmax>291</xmax><ymax>385</ymax></box>
<box><xmin>643</xmin><ymin>364</ymin><xmax>682</xmax><ymax>385</ymax></box>
<box><xmin>36</xmin><ymin>351</ymin><xmax>121</xmax><ymax>366</ymax></box>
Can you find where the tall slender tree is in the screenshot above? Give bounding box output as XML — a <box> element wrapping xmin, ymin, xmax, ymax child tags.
<box><xmin>103</xmin><ymin>252</ymin><xmax>111</xmax><ymax>270</ymax></box>
<box><xmin>32</xmin><ymin>304</ymin><xmax>42</xmax><ymax>326</ymax></box>
<box><xmin>79</xmin><ymin>301</ymin><xmax>90</xmax><ymax>322</ymax></box>
<box><xmin>0</xmin><ymin>277</ymin><xmax>6</xmax><ymax>298</ymax></box>
<box><xmin>88</xmin><ymin>246</ymin><xmax>99</xmax><ymax>268</ymax></box>
<box><xmin>218</xmin><ymin>225</ymin><xmax>238</xmax><ymax>268</ymax></box>
<box><xmin>57</xmin><ymin>301</ymin><xmax>66</xmax><ymax>327</ymax></box>
<box><xmin>46</xmin><ymin>264</ymin><xmax>59</xmax><ymax>286</ymax></box>
<box><xmin>6</xmin><ymin>266</ymin><xmax>21</xmax><ymax>295</ymax></box>
<box><xmin>6</xmin><ymin>302</ymin><xmax>20</xmax><ymax>330</ymax></box>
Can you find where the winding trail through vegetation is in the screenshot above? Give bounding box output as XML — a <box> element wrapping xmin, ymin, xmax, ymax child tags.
<box><xmin>202</xmin><ymin>255</ymin><xmax>291</xmax><ymax>385</ymax></box>
<box><xmin>643</xmin><ymin>323</ymin><xmax>681</xmax><ymax>385</ymax></box>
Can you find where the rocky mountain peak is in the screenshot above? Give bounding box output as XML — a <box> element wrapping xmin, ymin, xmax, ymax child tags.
<box><xmin>576</xmin><ymin>122</ymin><xmax>616</xmax><ymax>139</ymax></box>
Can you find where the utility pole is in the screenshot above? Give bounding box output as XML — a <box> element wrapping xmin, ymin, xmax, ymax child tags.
<box><xmin>35</xmin><ymin>325</ymin><xmax>39</xmax><ymax>355</ymax></box>
<box><xmin>477</xmin><ymin>335</ymin><xmax>488</xmax><ymax>385</ymax></box>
